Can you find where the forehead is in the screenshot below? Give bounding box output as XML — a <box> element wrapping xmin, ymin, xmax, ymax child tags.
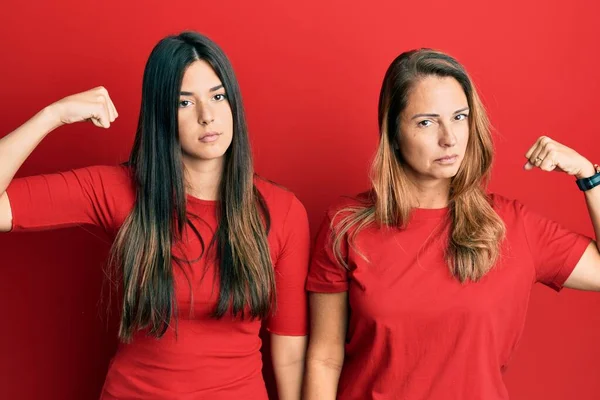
<box><xmin>405</xmin><ymin>76</ymin><xmax>467</xmax><ymax>113</ymax></box>
<box><xmin>180</xmin><ymin>59</ymin><xmax>222</xmax><ymax>90</ymax></box>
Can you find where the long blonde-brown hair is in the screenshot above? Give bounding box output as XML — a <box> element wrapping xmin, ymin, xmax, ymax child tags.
<box><xmin>333</xmin><ymin>49</ymin><xmax>505</xmax><ymax>282</ymax></box>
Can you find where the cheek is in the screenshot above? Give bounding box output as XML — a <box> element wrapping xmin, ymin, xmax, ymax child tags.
<box><xmin>399</xmin><ymin>134</ymin><xmax>431</xmax><ymax>167</ymax></box>
<box><xmin>177</xmin><ymin>113</ymin><xmax>196</xmax><ymax>141</ymax></box>
<box><xmin>222</xmin><ymin>108</ymin><xmax>234</xmax><ymax>133</ymax></box>
<box><xmin>458</xmin><ymin>124</ymin><xmax>470</xmax><ymax>146</ymax></box>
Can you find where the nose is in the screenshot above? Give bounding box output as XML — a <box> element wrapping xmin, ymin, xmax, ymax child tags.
<box><xmin>439</xmin><ymin>123</ymin><xmax>457</xmax><ymax>148</ymax></box>
<box><xmin>198</xmin><ymin>103</ymin><xmax>215</xmax><ymax>126</ymax></box>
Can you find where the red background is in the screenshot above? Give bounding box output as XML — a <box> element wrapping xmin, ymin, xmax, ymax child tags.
<box><xmin>1</xmin><ymin>1</ymin><xmax>599</xmax><ymax>399</ymax></box>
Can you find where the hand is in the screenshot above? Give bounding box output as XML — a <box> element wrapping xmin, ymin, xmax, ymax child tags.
<box><xmin>524</xmin><ymin>136</ymin><xmax>596</xmax><ymax>179</ymax></box>
<box><xmin>46</xmin><ymin>86</ymin><xmax>118</xmax><ymax>129</ymax></box>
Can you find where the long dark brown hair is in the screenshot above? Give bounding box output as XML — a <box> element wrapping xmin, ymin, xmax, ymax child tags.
<box><xmin>107</xmin><ymin>32</ymin><xmax>274</xmax><ymax>342</ymax></box>
<box><xmin>333</xmin><ymin>49</ymin><xmax>506</xmax><ymax>282</ymax></box>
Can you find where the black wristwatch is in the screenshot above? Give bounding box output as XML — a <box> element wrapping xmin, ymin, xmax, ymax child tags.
<box><xmin>576</xmin><ymin>164</ymin><xmax>600</xmax><ymax>191</ymax></box>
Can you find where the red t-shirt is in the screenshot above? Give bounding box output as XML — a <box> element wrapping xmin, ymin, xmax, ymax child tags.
<box><xmin>7</xmin><ymin>165</ymin><xmax>309</xmax><ymax>400</ymax></box>
<box><xmin>307</xmin><ymin>193</ymin><xmax>591</xmax><ymax>400</ymax></box>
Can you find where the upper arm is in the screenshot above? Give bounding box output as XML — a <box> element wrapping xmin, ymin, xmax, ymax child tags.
<box><xmin>306</xmin><ymin>214</ymin><xmax>350</xmax><ymax>293</ymax></box>
<box><xmin>0</xmin><ymin>191</ymin><xmax>13</xmax><ymax>232</ymax></box>
<box><xmin>563</xmin><ymin>242</ymin><xmax>600</xmax><ymax>291</ymax></box>
<box><xmin>266</xmin><ymin>195</ymin><xmax>311</xmax><ymax>336</ymax></box>
<box><xmin>3</xmin><ymin>166</ymin><xmax>130</xmax><ymax>234</ymax></box>
<box><xmin>307</xmin><ymin>292</ymin><xmax>348</xmax><ymax>359</ymax></box>
<box><xmin>516</xmin><ymin>199</ymin><xmax>592</xmax><ymax>290</ymax></box>
<box><xmin>305</xmin><ymin>205</ymin><xmax>352</xmax><ymax>356</ymax></box>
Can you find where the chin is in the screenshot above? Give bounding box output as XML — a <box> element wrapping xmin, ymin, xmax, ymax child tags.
<box><xmin>198</xmin><ymin>153</ymin><xmax>227</xmax><ymax>162</ymax></box>
<box><xmin>442</xmin><ymin>163</ymin><xmax>462</xmax><ymax>177</ymax></box>
<box><xmin>432</xmin><ymin>170</ymin><xmax>460</xmax><ymax>180</ymax></box>
<box><xmin>203</xmin><ymin>149</ymin><xmax>228</xmax><ymax>157</ymax></box>
<box><xmin>182</xmin><ymin>150</ymin><xmax>227</xmax><ymax>163</ymax></box>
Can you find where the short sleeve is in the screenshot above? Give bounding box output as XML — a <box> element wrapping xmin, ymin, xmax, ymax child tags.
<box><xmin>265</xmin><ymin>195</ymin><xmax>310</xmax><ymax>336</ymax></box>
<box><xmin>306</xmin><ymin>212</ymin><xmax>350</xmax><ymax>293</ymax></box>
<box><xmin>6</xmin><ymin>165</ymin><xmax>133</xmax><ymax>234</ymax></box>
<box><xmin>518</xmin><ymin>201</ymin><xmax>592</xmax><ymax>291</ymax></box>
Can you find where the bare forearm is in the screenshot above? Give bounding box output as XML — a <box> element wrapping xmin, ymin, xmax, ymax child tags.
<box><xmin>273</xmin><ymin>359</ymin><xmax>305</xmax><ymax>400</ymax></box>
<box><xmin>0</xmin><ymin>107</ymin><xmax>59</xmax><ymax>194</ymax></box>
<box><xmin>271</xmin><ymin>334</ymin><xmax>307</xmax><ymax>400</ymax></box>
<box><xmin>303</xmin><ymin>357</ymin><xmax>343</xmax><ymax>400</ymax></box>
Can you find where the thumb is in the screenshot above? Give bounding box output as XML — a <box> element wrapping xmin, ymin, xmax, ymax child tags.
<box><xmin>523</xmin><ymin>161</ymin><xmax>534</xmax><ymax>170</ymax></box>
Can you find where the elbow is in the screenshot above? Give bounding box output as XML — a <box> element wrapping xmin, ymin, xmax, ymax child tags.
<box><xmin>306</xmin><ymin>355</ymin><xmax>344</xmax><ymax>373</ymax></box>
<box><xmin>272</xmin><ymin>354</ymin><xmax>306</xmax><ymax>370</ymax></box>
<box><xmin>305</xmin><ymin>343</ymin><xmax>345</xmax><ymax>372</ymax></box>
<box><xmin>0</xmin><ymin>191</ymin><xmax>13</xmax><ymax>233</ymax></box>
<box><xmin>271</xmin><ymin>335</ymin><xmax>308</xmax><ymax>371</ymax></box>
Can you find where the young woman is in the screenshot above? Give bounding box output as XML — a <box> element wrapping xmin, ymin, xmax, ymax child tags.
<box><xmin>303</xmin><ymin>49</ymin><xmax>600</xmax><ymax>399</ymax></box>
<box><xmin>0</xmin><ymin>31</ymin><xmax>309</xmax><ymax>400</ymax></box>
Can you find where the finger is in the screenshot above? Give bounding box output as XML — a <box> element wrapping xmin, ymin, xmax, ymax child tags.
<box><xmin>107</xmin><ymin>95</ymin><xmax>118</xmax><ymax>120</ymax></box>
<box><xmin>90</xmin><ymin>118</ymin><xmax>105</xmax><ymax>128</ymax></box>
<box><xmin>539</xmin><ymin>152</ymin><xmax>558</xmax><ymax>172</ymax></box>
<box><xmin>524</xmin><ymin>136</ymin><xmax>544</xmax><ymax>159</ymax></box>
<box><xmin>97</xmin><ymin>95</ymin><xmax>113</xmax><ymax>125</ymax></box>
<box><xmin>535</xmin><ymin>140</ymin><xmax>560</xmax><ymax>172</ymax></box>
<box><xmin>524</xmin><ymin>161</ymin><xmax>535</xmax><ymax>170</ymax></box>
<box><xmin>524</xmin><ymin>136</ymin><xmax>545</xmax><ymax>169</ymax></box>
<box><xmin>91</xmin><ymin>105</ymin><xmax>111</xmax><ymax>128</ymax></box>
<box><xmin>96</xmin><ymin>87</ymin><xmax>117</xmax><ymax>122</ymax></box>
<box><xmin>524</xmin><ymin>143</ymin><xmax>544</xmax><ymax>169</ymax></box>
<box><xmin>529</xmin><ymin>136</ymin><xmax>552</xmax><ymax>168</ymax></box>
<box><xmin>100</xmin><ymin>87</ymin><xmax>118</xmax><ymax>121</ymax></box>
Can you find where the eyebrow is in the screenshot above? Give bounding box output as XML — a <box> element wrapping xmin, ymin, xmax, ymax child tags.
<box><xmin>411</xmin><ymin>106</ymin><xmax>470</xmax><ymax>120</ymax></box>
<box><xmin>180</xmin><ymin>84</ymin><xmax>224</xmax><ymax>96</ymax></box>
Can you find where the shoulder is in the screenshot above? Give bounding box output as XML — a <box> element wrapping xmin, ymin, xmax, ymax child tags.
<box><xmin>489</xmin><ymin>192</ymin><xmax>517</xmax><ymax>210</ymax></box>
<box><xmin>489</xmin><ymin>192</ymin><xmax>527</xmax><ymax>212</ymax></box>
<box><xmin>488</xmin><ymin>192</ymin><xmax>530</xmax><ymax>227</ymax></box>
<box><xmin>254</xmin><ymin>175</ymin><xmax>295</xmax><ymax>204</ymax></box>
<box><xmin>254</xmin><ymin>176</ymin><xmax>307</xmax><ymax>225</ymax></box>
<box><xmin>83</xmin><ymin>164</ymin><xmax>135</xmax><ymax>200</ymax></box>
<box><xmin>324</xmin><ymin>191</ymin><xmax>372</xmax><ymax>223</ymax></box>
<box><xmin>78</xmin><ymin>164</ymin><xmax>134</xmax><ymax>187</ymax></box>
<box><xmin>81</xmin><ymin>164</ymin><xmax>136</xmax><ymax>228</ymax></box>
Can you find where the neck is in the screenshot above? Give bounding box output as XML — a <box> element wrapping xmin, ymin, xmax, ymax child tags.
<box><xmin>410</xmin><ymin>178</ymin><xmax>451</xmax><ymax>209</ymax></box>
<box><xmin>182</xmin><ymin>156</ymin><xmax>224</xmax><ymax>201</ymax></box>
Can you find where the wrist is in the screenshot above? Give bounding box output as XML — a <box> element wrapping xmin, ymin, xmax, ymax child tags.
<box><xmin>576</xmin><ymin>161</ymin><xmax>597</xmax><ymax>180</ymax></box>
<box><xmin>39</xmin><ymin>104</ymin><xmax>64</xmax><ymax>132</ymax></box>
<box><xmin>575</xmin><ymin>162</ymin><xmax>600</xmax><ymax>192</ymax></box>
